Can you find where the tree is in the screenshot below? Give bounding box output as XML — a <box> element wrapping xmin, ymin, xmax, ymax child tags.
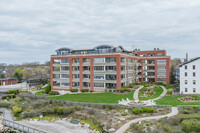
<box><xmin>13</xmin><ymin>69</ymin><xmax>25</xmax><ymax>83</ymax></box>
<box><xmin>170</xmin><ymin>66</ymin><xmax>176</xmax><ymax>84</ymax></box>
<box><xmin>0</xmin><ymin>74</ymin><xmax>5</xmax><ymax>78</ymax></box>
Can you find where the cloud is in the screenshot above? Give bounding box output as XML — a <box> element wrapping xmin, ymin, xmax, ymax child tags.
<box><xmin>0</xmin><ymin>0</ymin><xmax>200</xmax><ymax>64</ymax></box>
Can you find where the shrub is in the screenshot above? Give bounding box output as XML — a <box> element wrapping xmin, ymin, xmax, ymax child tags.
<box><xmin>54</xmin><ymin>107</ymin><xmax>65</xmax><ymax>115</ymax></box>
<box><xmin>109</xmin><ymin>89</ymin><xmax>112</xmax><ymax>92</ymax></box>
<box><xmin>167</xmin><ymin>88</ymin><xmax>173</xmax><ymax>94</ymax></box>
<box><xmin>0</xmin><ymin>102</ymin><xmax>11</xmax><ymax>108</ymax></box>
<box><xmin>128</xmin><ymin>83</ymin><xmax>134</xmax><ymax>88</ymax></box>
<box><xmin>70</xmin><ymin>89</ymin><xmax>78</xmax><ymax>92</ymax></box>
<box><xmin>132</xmin><ymin>107</ymin><xmax>155</xmax><ymax>114</ymax></box>
<box><xmin>163</xmin><ymin>125</ymin><xmax>171</xmax><ymax>132</ymax></box>
<box><xmin>2</xmin><ymin>94</ymin><xmax>16</xmax><ymax>100</ymax></box>
<box><xmin>122</xmin><ymin>86</ymin><xmax>129</xmax><ymax>92</ymax></box>
<box><xmin>48</xmin><ymin>91</ymin><xmax>59</xmax><ymax>95</ymax></box>
<box><xmin>132</xmin><ymin>107</ymin><xmax>143</xmax><ymax>115</ymax></box>
<box><xmin>76</xmin><ymin>105</ymin><xmax>82</xmax><ymax>110</ymax></box>
<box><xmin>12</xmin><ymin>106</ymin><xmax>22</xmax><ymax>117</ymax></box>
<box><xmin>44</xmin><ymin>82</ymin><xmax>51</xmax><ymax>94</ymax></box>
<box><xmin>6</xmin><ymin>89</ymin><xmax>19</xmax><ymax>95</ymax></box>
<box><xmin>165</xmin><ymin>84</ymin><xmax>172</xmax><ymax>89</ymax></box>
<box><xmin>113</xmin><ymin>90</ymin><xmax>116</xmax><ymax>92</ymax></box>
<box><xmin>81</xmin><ymin>89</ymin><xmax>89</xmax><ymax>93</ymax></box>
<box><xmin>108</xmin><ymin>105</ymin><xmax>113</xmax><ymax>110</ymax></box>
<box><xmin>181</xmin><ymin>119</ymin><xmax>200</xmax><ymax>132</ymax></box>
<box><xmin>120</xmin><ymin>89</ymin><xmax>124</xmax><ymax>93</ymax></box>
<box><xmin>90</xmin><ymin>90</ymin><xmax>93</xmax><ymax>92</ymax></box>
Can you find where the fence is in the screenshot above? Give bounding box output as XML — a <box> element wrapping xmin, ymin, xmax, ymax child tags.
<box><xmin>0</xmin><ymin>108</ymin><xmax>47</xmax><ymax>133</ymax></box>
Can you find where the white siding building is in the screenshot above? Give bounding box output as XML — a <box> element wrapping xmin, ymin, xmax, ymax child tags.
<box><xmin>180</xmin><ymin>57</ymin><xmax>200</xmax><ymax>94</ymax></box>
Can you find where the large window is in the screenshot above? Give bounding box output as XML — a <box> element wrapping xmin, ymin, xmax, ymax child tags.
<box><xmin>94</xmin><ymin>74</ymin><xmax>104</xmax><ymax>80</ymax></box>
<box><xmin>157</xmin><ymin>66</ymin><xmax>166</xmax><ymax>70</ymax></box>
<box><xmin>73</xmin><ymin>66</ymin><xmax>79</xmax><ymax>71</ymax></box>
<box><xmin>53</xmin><ymin>74</ymin><xmax>60</xmax><ymax>79</ymax></box>
<box><xmin>83</xmin><ymin>66</ymin><xmax>90</xmax><ymax>71</ymax></box>
<box><xmin>157</xmin><ymin>60</ymin><xmax>166</xmax><ymax>64</ymax></box>
<box><xmin>73</xmin><ymin>58</ymin><xmax>79</xmax><ymax>63</ymax></box>
<box><xmin>83</xmin><ymin>58</ymin><xmax>90</xmax><ymax>63</ymax></box>
<box><xmin>53</xmin><ymin>59</ymin><xmax>60</xmax><ymax>64</ymax></box>
<box><xmin>121</xmin><ymin>58</ymin><xmax>126</xmax><ymax>63</ymax></box>
<box><xmin>83</xmin><ymin>74</ymin><xmax>90</xmax><ymax>79</ymax></box>
<box><xmin>61</xmin><ymin>59</ymin><xmax>69</xmax><ymax>63</ymax></box>
<box><xmin>61</xmin><ymin>74</ymin><xmax>69</xmax><ymax>79</ymax></box>
<box><xmin>94</xmin><ymin>58</ymin><xmax>104</xmax><ymax>63</ymax></box>
<box><xmin>94</xmin><ymin>66</ymin><xmax>104</xmax><ymax>71</ymax></box>
<box><xmin>61</xmin><ymin>66</ymin><xmax>69</xmax><ymax>71</ymax></box>
<box><xmin>105</xmin><ymin>57</ymin><xmax>116</xmax><ymax>63</ymax></box>
<box><xmin>94</xmin><ymin>82</ymin><xmax>104</xmax><ymax>87</ymax></box>
<box><xmin>61</xmin><ymin>82</ymin><xmax>69</xmax><ymax>86</ymax></box>
<box><xmin>157</xmin><ymin>53</ymin><xmax>162</xmax><ymax>56</ymax></box>
<box><xmin>106</xmin><ymin>66</ymin><xmax>116</xmax><ymax>71</ymax></box>
<box><xmin>157</xmin><ymin>72</ymin><xmax>166</xmax><ymax>76</ymax></box>
<box><xmin>106</xmin><ymin>74</ymin><xmax>116</xmax><ymax>80</ymax></box>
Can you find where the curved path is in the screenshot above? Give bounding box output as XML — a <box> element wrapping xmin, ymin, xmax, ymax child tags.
<box><xmin>115</xmin><ymin>107</ymin><xmax>178</xmax><ymax>133</ymax></box>
<box><xmin>133</xmin><ymin>85</ymin><xmax>167</xmax><ymax>101</ymax></box>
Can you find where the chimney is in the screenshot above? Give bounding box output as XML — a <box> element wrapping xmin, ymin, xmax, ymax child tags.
<box><xmin>186</xmin><ymin>53</ymin><xmax>188</xmax><ymax>62</ymax></box>
<box><xmin>154</xmin><ymin>48</ymin><xmax>156</xmax><ymax>50</ymax></box>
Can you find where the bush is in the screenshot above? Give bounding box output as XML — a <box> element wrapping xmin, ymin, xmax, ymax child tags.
<box><xmin>109</xmin><ymin>89</ymin><xmax>112</xmax><ymax>92</ymax></box>
<box><xmin>167</xmin><ymin>88</ymin><xmax>173</xmax><ymax>94</ymax></box>
<box><xmin>108</xmin><ymin>105</ymin><xmax>113</xmax><ymax>110</ymax></box>
<box><xmin>165</xmin><ymin>84</ymin><xmax>172</xmax><ymax>89</ymax></box>
<box><xmin>70</xmin><ymin>89</ymin><xmax>78</xmax><ymax>92</ymax></box>
<box><xmin>6</xmin><ymin>89</ymin><xmax>19</xmax><ymax>95</ymax></box>
<box><xmin>2</xmin><ymin>94</ymin><xmax>16</xmax><ymax>100</ymax></box>
<box><xmin>181</xmin><ymin>119</ymin><xmax>200</xmax><ymax>132</ymax></box>
<box><xmin>128</xmin><ymin>83</ymin><xmax>134</xmax><ymax>88</ymax></box>
<box><xmin>132</xmin><ymin>107</ymin><xmax>155</xmax><ymax>114</ymax></box>
<box><xmin>76</xmin><ymin>105</ymin><xmax>82</xmax><ymax>110</ymax></box>
<box><xmin>113</xmin><ymin>90</ymin><xmax>116</xmax><ymax>92</ymax></box>
<box><xmin>48</xmin><ymin>91</ymin><xmax>59</xmax><ymax>95</ymax></box>
<box><xmin>81</xmin><ymin>89</ymin><xmax>89</xmax><ymax>93</ymax></box>
<box><xmin>132</xmin><ymin>107</ymin><xmax>143</xmax><ymax>115</ymax></box>
<box><xmin>12</xmin><ymin>106</ymin><xmax>22</xmax><ymax>117</ymax></box>
<box><xmin>0</xmin><ymin>102</ymin><xmax>11</xmax><ymax>108</ymax></box>
<box><xmin>44</xmin><ymin>82</ymin><xmax>51</xmax><ymax>94</ymax></box>
<box><xmin>120</xmin><ymin>89</ymin><xmax>124</xmax><ymax>93</ymax></box>
<box><xmin>54</xmin><ymin>107</ymin><xmax>65</xmax><ymax>115</ymax></box>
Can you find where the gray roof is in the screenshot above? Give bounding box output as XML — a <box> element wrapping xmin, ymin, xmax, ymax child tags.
<box><xmin>179</xmin><ymin>57</ymin><xmax>200</xmax><ymax>67</ymax></box>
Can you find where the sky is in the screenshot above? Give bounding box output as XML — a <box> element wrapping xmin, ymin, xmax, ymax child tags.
<box><xmin>0</xmin><ymin>0</ymin><xmax>200</xmax><ymax>64</ymax></box>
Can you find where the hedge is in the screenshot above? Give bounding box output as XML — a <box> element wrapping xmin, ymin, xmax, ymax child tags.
<box><xmin>48</xmin><ymin>91</ymin><xmax>59</xmax><ymax>95</ymax></box>
<box><xmin>70</xmin><ymin>89</ymin><xmax>78</xmax><ymax>92</ymax></box>
<box><xmin>6</xmin><ymin>89</ymin><xmax>19</xmax><ymax>95</ymax></box>
<box><xmin>81</xmin><ymin>89</ymin><xmax>89</xmax><ymax>93</ymax></box>
<box><xmin>181</xmin><ymin>119</ymin><xmax>200</xmax><ymax>132</ymax></box>
<box><xmin>132</xmin><ymin>107</ymin><xmax>155</xmax><ymax>114</ymax></box>
<box><xmin>2</xmin><ymin>94</ymin><xmax>16</xmax><ymax>100</ymax></box>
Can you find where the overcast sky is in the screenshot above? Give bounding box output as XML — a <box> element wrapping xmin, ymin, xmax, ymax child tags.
<box><xmin>0</xmin><ymin>0</ymin><xmax>200</xmax><ymax>64</ymax></box>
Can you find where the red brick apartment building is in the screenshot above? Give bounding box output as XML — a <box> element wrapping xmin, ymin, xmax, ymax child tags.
<box><xmin>50</xmin><ymin>45</ymin><xmax>171</xmax><ymax>91</ymax></box>
<box><xmin>0</xmin><ymin>77</ymin><xmax>18</xmax><ymax>86</ymax></box>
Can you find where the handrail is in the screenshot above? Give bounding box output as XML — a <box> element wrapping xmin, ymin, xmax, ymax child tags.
<box><xmin>0</xmin><ymin>108</ymin><xmax>47</xmax><ymax>133</ymax></box>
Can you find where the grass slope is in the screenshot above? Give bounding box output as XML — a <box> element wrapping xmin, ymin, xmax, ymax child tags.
<box><xmin>155</xmin><ymin>95</ymin><xmax>200</xmax><ymax>107</ymax></box>
<box><xmin>139</xmin><ymin>87</ymin><xmax>163</xmax><ymax>101</ymax></box>
<box><xmin>48</xmin><ymin>91</ymin><xmax>135</xmax><ymax>104</ymax></box>
<box><xmin>35</xmin><ymin>90</ymin><xmax>44</xmax><ymax>95</ymax></box>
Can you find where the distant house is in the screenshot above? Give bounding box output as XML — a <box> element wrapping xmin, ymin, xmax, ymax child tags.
<box><xmin>0</xmin><ymin>77</ymin><xmax>18</xmax><ymax>86</ymax></box>
<box><xmin>179</xmin><ymin>57</ymin><xmax>200</xmax><ymax>94</ymax></box>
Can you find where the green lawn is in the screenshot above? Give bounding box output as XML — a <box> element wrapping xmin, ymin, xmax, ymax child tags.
<box><xmin>48</xmin><ymin>91</ymin><xmax>135</xmax><ymax>104</ymax></box>
<box><xmin>139</xmin><ymin>87</ymin><xmax>163</xmax><ymax>101</ymax></box>
<box><xmin>155</xmin><ymin>95</ymin><xmax>200</xmax><ymax>107</ymax></box>
<box><xmin>35</xmin><ymin>90</ymin><xmax>44</xmax><ymax>95</ymax></box>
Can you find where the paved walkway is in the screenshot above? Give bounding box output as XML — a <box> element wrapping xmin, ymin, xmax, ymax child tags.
<box><xmin>115</xmin><ymin>107</ymin><xmax>179</xmax><ymax>133</ymax></box>
<box><xmin>133</xmin><ymin>85</ymin><xmax>167</xmax><ymax>102</ymax></box>
<box><xmin>133</xmin><ymin>86</ymin><xmax>143</xmax><ymax>101</ymax></box>
<box><xmin>0</xmin><ymin>108</ymin><xmax>13</xmax><ymax>121</ymax></box>
<box><xmin>153</xmin><ymin>86</ymin><xmax>167</xmax><ymax>101</ymax></box>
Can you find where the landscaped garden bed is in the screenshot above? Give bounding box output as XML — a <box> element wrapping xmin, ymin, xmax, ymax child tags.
<box><xmin>138</xmin><ymin>85</ymin><xmax>163</xmax><ymax>101</ymax></box>
<box><xmin>126</xmin><ymin>106</ymin><xmax>200</xmax><ymax>133</ymax></box>
<box><xmin>179</xmin><ymin>96</ymin><xmax>200</xmax><ymax>103</ymax></box>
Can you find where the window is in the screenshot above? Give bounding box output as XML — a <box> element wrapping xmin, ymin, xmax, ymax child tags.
<box><xmin>94</xmin><ymin>74</ymin><xmax>104</xmax><ymax>80</ymax></box>
<box><xmin>157</xmin><ymin>72</ymin><xmax>166</xmax><ymax>76</ymax></box>
<box><xmin>94</xmin><ymin>58</ymin><xmax>104</xmax><ymax>63</ymax></box>
<box><xmin>94</xmin><ymin>66</ymin><xmax>104</xmax><ymax>71</ymax></box>
<box><xmin>157</xmin><ymin>60</ymin><xmax>166</xmax><ymax>64</ymax></box>
<box><xmin>105</xmin><ymin>57</ymin><xmax>116</xmax><ymax>63</ymax></box>
<box><xmin>83</xmin><ymin>58</ymin><xmax>90</xmax><ymax>63</ymax></box>
<box><xmin>73</xmin><ymin>66</ymin><xmax>79</xmax><ymax>71</ymax></box>
<box><xmin>157</xmin><ymin>53</ymin><xmax>162</xmax><ymax>56</ymax></box>
<box><xmin>193</xmin><ymin>80</ymin><xmax>196</xmax><ymax>85</ymax></box>
<box><xmin>121</xmin><ymin>58</ymin><xmax>126</xmax><ymax>63</ymax></box>
<box><xmin>53</xmin><ymin>74</ymin><xmax>60</xmax><ymax>79</ymax></box>
<box><xmin>148</xmin><ymin>53</ymin><xmax>155</xmax><ymax>57</ymax></box>
<box><xmin>83</xmin><ymin>66</ymin><xmax>90</xmax><ymax>71</ymax></box>
<box><xmin>185</xmin><ymin>72</ymin><xmax>187</xmax><ymax>77</ymax></box>
<box><xmin>61</xmin><ymin>82</ymin><xmax>69</xmax><ymax>86</ymax></box>
<box><xmin>106</xmin><ymin>66</ymin><xmax>116</xmax><ymax>71</ymax></box>
<box><xmin>193</xmin><ymin>65</ymin><xmax>196</xmax><ymax>70</ymax></box>
<box><xmin>157</xmin><ymin>66</ymin><xmax>166</xmax><ymax>70</ymax></box>
<box><xmin>185</xmin><ymin>65</ymin><xmax>187</xmax><ymax>70</ymax></box>
<box><xmin>73</xmin><ymin>74</ymin><xmax>79</xmax><ymax>79</ymax></box>
<box><xmin>193</xmin><ymin>88</ymin><xmax>196</xmax><ymax>93</ymax></box>
<box><xmin>73</xmin><ymin>58</ymin><xmax>79</xmax><ymax>63</ymax></box>
<box><xmin>61</xmin><ymin>74</ymin><xmax>69</xmax><ymax>79</ymax></box>
<box><xmin>83</xmin><ymin>74</ymin><xmax>90</xmax><ymax>79</ymax></box>
<box><xmin>106</xmin><ymin>74</ymin><xmax>116</xmax><ymax>80</ymax></box>
<box><xmin>61</xmin><ymin>59</ymin><xmax>69</xmax><ymax>63</ymax></box>
<box><xmin>193</xmin><ymin>72</ymin><xmax>196</xmax><ymax>77</ymax></box>
<box><xmin>94</xmin><ymin>82</ymin><xmax>104</xmax><ymax>87</ymax></box>
<box><xmin>185</xmin><ymin>88</ymin><xmax>188</xmax><ymax>92</ymax></box>
<box><xmin>185</xmin><ymin>80</ymin><xmax>187</xmax><ymax>84</ymax></box>
<box><xmin>61</xmin><ymin>66</ymin><xmax>69</xmax><ymax>71</ymax></box>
